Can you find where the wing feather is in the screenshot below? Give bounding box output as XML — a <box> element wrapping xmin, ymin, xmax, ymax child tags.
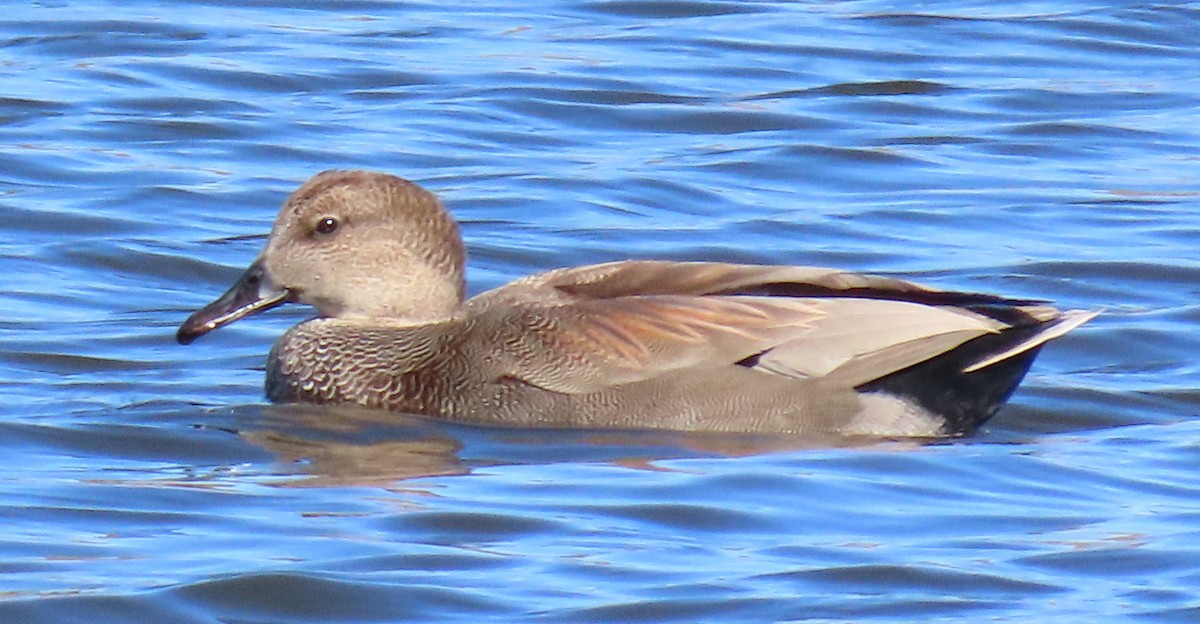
<box><xmin>465</xmin><ymin>260</ymin><xmax>1072</xmax><ymax>396</ymax></box>
<box><xmin>483</xmin><ymin>295</ymin><xmax>825</xmax><ymax>393</ymax></box>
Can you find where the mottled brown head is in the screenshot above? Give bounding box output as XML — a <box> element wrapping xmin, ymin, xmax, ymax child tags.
<box><xmin>178</xmin><ymin>170</ymin><xmax>466</xmax><ymax>343</ymax></box>
<box><xmin>265</xmin><ymin>170</ymin><xmax>465</xmax><ymax>318</ymax></box>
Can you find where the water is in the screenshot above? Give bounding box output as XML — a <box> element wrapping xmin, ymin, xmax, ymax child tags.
<box><xmin>2</xmin><ymin>0</ymin><xmax>1199</xmax><ymax>621</ymax></box>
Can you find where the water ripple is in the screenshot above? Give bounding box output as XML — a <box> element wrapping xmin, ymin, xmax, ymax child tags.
<box><xmin>0</xmin><ymin>0</ymin><xmax>1198</xmax><ymax>621</ymax></box>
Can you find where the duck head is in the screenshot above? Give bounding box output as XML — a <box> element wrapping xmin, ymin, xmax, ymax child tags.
<box><xmin>177</xmin><ymin>170</ymin><xmax>466</xmax><ymax>344</ymax></box>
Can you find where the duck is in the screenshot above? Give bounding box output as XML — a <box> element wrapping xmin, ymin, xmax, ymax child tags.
<box><xmin>178</xmin><ymin>170</ymin><xmax>1095</xmax><ymax>437</ymax></box>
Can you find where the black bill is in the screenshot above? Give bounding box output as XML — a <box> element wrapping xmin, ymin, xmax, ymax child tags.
<box><xmin>177</xmin><ymin>258</ymin><xmax>293</xmax><ymax>345</ymax></box>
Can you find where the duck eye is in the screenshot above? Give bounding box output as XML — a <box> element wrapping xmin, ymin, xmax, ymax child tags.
<box><xmin>314</xmin><ymin>216</ymin><xmax>339</xmax><ymax>235</ymax></box>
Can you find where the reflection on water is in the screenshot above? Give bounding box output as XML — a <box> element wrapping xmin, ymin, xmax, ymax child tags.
<box><xmin>244</xmin><ymin>407</ymin><xmax>471</xmax><ymax>486</ymax></box>
<box><xmin>1</xmin><ymin>0</ymin><xmax>1199</xmax><ymax>621</ymax></box>
<box><xmin>239</xmin><ymin>404</ymin><xmax>920</xmax><ymax>487</ymax></box>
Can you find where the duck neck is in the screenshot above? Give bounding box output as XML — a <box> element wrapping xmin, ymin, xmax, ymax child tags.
<box><xmin>310</xmin><ymin>260</ymin><xmax>466</xmax><ymax>323</ymax></box>
<box><xmin>266</xmin><ymin>317</ymin><xmax>465</xmax><ymax>411</ymax></box>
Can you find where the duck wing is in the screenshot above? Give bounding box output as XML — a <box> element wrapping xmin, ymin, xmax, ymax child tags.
<box><xmin>469</xmin><ymin>261</ymin><xmax>1069</xmax><ymax>394</ymax></box>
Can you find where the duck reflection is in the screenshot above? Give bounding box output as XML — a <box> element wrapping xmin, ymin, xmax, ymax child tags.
<box><xmin>235</xmin><ymin>404</ymin><xmax>923</xmax><ymax>488</ymax></box>
<box><xmin>241</xmin><ymin>405</ymin><xmax>469</xmax><ymax>487</ymax></box>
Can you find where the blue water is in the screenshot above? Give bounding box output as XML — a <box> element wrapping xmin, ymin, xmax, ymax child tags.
<box><xmin>2</xmin><ymin>0</ymin><xmax>1199</xmax><ymax>621</ymax></box>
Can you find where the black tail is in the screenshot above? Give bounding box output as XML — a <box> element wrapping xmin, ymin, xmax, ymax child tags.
<box><xmin>857</xmin><ymin>323</ymin><xmax>1049</xmax><ymax>435</ymax></box>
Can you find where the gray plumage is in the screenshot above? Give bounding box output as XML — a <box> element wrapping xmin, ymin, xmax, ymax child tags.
<box><xmin>178</xmin><ymin>170</ymin><xmax>1095</xmax><ymax>436</ymax></box>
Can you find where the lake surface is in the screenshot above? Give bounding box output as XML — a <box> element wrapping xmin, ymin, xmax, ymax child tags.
<box><xmin>2</xmin><ymin>0</ymin><xmax>1199</xmax><ymax>621</ymax></box>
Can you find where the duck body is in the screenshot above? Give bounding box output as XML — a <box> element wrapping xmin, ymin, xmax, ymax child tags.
<box><xmin>179</xmin><ymin>171</ymin><xmax>1094</xmax><ymax>437</ymax></box>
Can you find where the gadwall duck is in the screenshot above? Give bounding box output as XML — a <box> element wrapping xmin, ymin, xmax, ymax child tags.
<box><xmin>178</xmin><ymin>170</ymin><xmax>1094</xmax><ymax>436</ymax></box>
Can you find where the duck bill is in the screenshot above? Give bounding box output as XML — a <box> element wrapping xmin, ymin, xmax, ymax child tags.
<box><xmin>177</xmin><ymin>258</ymin><xmax>293</xmax><ymax>345</ymax></box>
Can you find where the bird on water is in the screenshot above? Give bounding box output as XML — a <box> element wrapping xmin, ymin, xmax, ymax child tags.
<box><xmin>178</xmin><ymin>170</ymin><xmax>1094</xmax><ymax>437</ymax></box>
